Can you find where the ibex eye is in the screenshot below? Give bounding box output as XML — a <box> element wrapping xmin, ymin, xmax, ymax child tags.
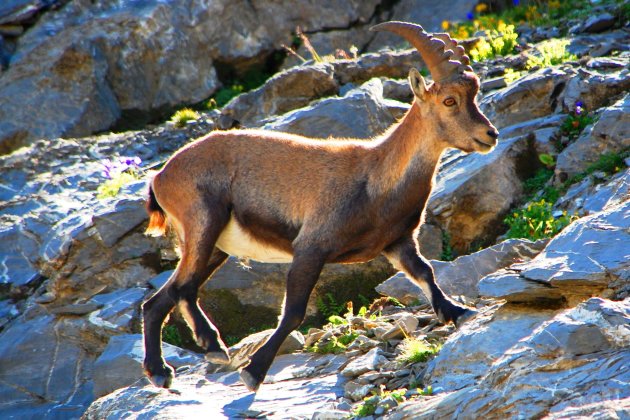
<box><xmin>443</xmin><ymin>98</ymin><xmax>456</xmax><ymax>107</ymax></box>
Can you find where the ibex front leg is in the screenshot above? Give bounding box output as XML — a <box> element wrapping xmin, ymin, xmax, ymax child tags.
<box><xmin>240</xmin><ymin>250</ymin><xmax>325</xmax><ymax>392</ymax></box>
<box><xmin>384</xmin><ymin>236</ymin><xmax>477</xmax><ymax>327</ymax></box>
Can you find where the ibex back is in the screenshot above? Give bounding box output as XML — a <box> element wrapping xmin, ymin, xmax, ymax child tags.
<box><xmin>142</xmin><ymin>21</ymin><xmax>499</xmax><ymax>392</ymax></box>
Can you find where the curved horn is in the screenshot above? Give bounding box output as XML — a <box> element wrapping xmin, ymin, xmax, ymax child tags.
<box><xmin>432</xmin><ymin>32</ymin><xmax>473</xmax><ymax>73</ymax></box>
<box><xmin>370</xmin><ymin>21</ymin><xmax>468</xmax><ymax>82</ymax></box>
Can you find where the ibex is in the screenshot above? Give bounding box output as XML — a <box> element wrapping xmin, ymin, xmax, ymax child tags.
<box><xmin>142</xmin><ymin>21</ymin><xmax>499</xmax><ymax>391</ymax></box>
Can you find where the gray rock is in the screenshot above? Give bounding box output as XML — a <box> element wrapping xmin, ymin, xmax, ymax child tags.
<box><xmin>0</xmin><ymin>315</ymin><xmax>96</xmax><ymax>419</ymax></box>
<box><xmin>428</xmin><ymin>134</ymin><xmax>534</xmax><ymax>252</ymax></box>
<box><xmin>432</xmin><ymin>239</ymin><xmax>548</xmax><ymax>298</ymax></box>
<box><xmin>377</xmin><ymin>313</ymin><xmax>419</xmax><ymax>341</ymax></box>
<box><xmin>555</xmin><ymin>168</ymin><xmax>629</xmax><ymax>217</ymax></box>
<box><xmin>263</xmin><ymin>78</ymin><xmax>398</xmax><ymax>139</ymax></box>
<box><xmin>86</xmin><ymin>353</ymin><xmax>347</xmax><ymax>419</ymax></box>
<box><xmin>423</xmin><ymin>304</ymin><xmax>558</xmax><ymax>392</ymax></box>
<box><xmin>282</xmin><ymin>26</ymin><xmax>372</xmax><ymax>70</ymax></box>
<box><xmin>481</xmin><ymin>67</ymin><xmax>571</xmax><ymax>129</ymax></box>
<box><xmin>344</xmin><ymin>380</ymin><xmax>376</xmax><ymax>401</ymax></box>
<box><xmin>93</xmin><ymin>333</ymin><xmax>203</xmax><ymax>398</ymax></box>
<box><xmin>376</xmin><ymin>272</ymin><xmax>426</xmax><ymax>306</ymax></box>
<box><xmin>376</xmin><ymin>239</ymin><xmax>547</xmax><ymax>305</ymax></box>
<box><xmin>478</xmin><ymin>200</ymin><xmax>630</xmax><ymax>303</ymax></box>
<box><xmin>0</xmin><ymin>0</ymin><xmax>52</xmax><ymax>25</ymax></box>
<box><xmin>200</xmin><ymin>255</ymin><xmax>392</xmax><ymax>318</ymax></box>
<box><xmin>556</xmin><ymin>93</ymin><xmax>630</xmax><ymax>180</ymax></box>
<box><xmin>341</xmin><ymin>347</ymin><xmax>387</xmax><ymax>378</ymax></box>
<box><xmin>560</xmin><ymin>68</ymin><xmax>630</xmax><ymax>117</ymax></box>
<box><xmin>88</xmin><ymin>288</ymin><xmax>147</xmax><ymax>333</ymax></box>
<box><xmin>225</xmin><ymin>329</ymin><xmax>305</xmax><ymax>370</ymax></box>
<box><xmin>498</xmin><ymin>114</ymin><xmax>565</xmax><ymax>140</ymax></box>
<box><xmin>0</xmin><ymin>0</ymin><xmax>381</xmax><ymax>153</ymax></box>
<box><xmin>581</xmin><ymin>13</ymin><xmax>616</xmax><ymax>33</ymax></box>
<box><xmin>222</xmin><ymin>64</ymin><xmax>339</xmax><ymax>127</ymax></box>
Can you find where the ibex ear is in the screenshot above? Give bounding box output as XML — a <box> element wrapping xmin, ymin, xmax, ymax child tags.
<box><xmin>409</xmin><ymin>68</ymin><xmax>429</xmax><ymax>101</ymax></box>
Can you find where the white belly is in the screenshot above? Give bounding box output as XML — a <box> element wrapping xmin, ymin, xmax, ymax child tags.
<box><xmin>216</xmin><ymin>217</ymin><xmax>294</xmax><ymax>263</ymax></box>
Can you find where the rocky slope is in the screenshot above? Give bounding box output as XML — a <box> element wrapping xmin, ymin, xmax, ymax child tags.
<box><xmin>0</xmin><ymin>1</ymin><xmax>629</xmax><ymax>419</ymax></box>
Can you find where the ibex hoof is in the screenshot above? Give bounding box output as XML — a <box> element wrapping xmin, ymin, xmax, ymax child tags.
<box><xmin>455</xmin><ymin>308</ymin><xmax>478</xmax><ymax>329</ymax></box>
<box><xmin>148</xmin><ymin>372</ymin><xmax>173</xmax><ymax>388</ymax></box>
<box><xmin>205</xmin><ymin>351</ymin><xmax>231</xmax><ymax>365</ymax></box>
<box><xmin>145</xmin><ymin>363</ymin><xmax>174</xmax><ymax>388</ymax></box>
<box><xmin>239</xmin><ymin>367</ymin><xmax>262</xmax><ymax>392</ymax></box>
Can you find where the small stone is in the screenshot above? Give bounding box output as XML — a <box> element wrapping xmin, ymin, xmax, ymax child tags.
<box><xmin>347</xmin><ymin>335</ymin><xmax>380</xmax><ymax>351</ymax></box>
<box><xmin>379</xmin><ymin>313</ymin><xmax>419</xmax><ymax>341</ymax></box>
<box><xmin>481</xmin><ymin>77</ymin><xmax>507</xmax><ymax>92</ymax></box>
<box><xmin>304</xmin><ymin>328</ymin><xmax>326</xmax><ymax>347</ymax></box>
<box><xmin>336</xmin><ymin>401</ymin><xmax>353</xmax><ymax>411</ymax></box>
<box><xmin>311</xmin><ymin>409</ymin><xmax>349</xmax><ymax>420</ymax></box>
<box><xmin>341</xmin><ymin>347</ymin><xmax>388</xmax><ymax>377</ymax></box>
<box><xmin>344</xmin><ymin>380</ymin><xmax>375</xmax><ymax>401</ymax></box>
<box><xmin>35</xmin><ymin>292</ymin><xmax>56</xmax><ymax>304</ymax></box>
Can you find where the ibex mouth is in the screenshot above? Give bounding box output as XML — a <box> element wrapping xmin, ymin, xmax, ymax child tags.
<box><xmin>473</xmin><ymin>138</ymin><xmax>495</xmax><ymax>149</ymax></box>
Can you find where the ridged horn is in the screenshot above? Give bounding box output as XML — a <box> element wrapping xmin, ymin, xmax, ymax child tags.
<box><xmin>370</xmin><ymin>21</ymin><xmax>470</xmax><ymax>82</ymax></box>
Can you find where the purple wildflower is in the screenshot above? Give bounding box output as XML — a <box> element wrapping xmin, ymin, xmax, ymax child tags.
<box><xmin>575</xmin><ymin>101</ymin><xmax>584</xmax><ymax>115</ymax></box>
<box><xmin>101</xmin><ymin>156</ymin><xmax>142</xmax><ymax>179</ymax></box>
<box><xmin>513</xmin><ymin>0</ymin><xmax>520</xmax><ymax>5</ymax></box>
<box><xmin>466</xmin><ymin>11</ymin><xmax>474</xmax><ymax>20</ymax></box>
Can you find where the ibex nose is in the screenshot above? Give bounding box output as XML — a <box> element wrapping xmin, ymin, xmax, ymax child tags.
<box><xmin>487</xmin><ymin>129</ymin><xmax>499</xmax><ymax>139</ymax></box>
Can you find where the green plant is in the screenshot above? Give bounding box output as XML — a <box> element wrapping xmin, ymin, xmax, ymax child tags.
<box><xmin>561</xmin><ymin>102</ymin><xmax>595</xmax><ymax>141</ymax></box>
<box><xmin>351</xmin><ymin>388</ymin><xmax>407</xmax><ymax>418</ymax></box>
<box><xmin>525</xmin><ymin>39</ymin><xmax>576</xmax><ymax>69</ymax></box>
<box><xmin>419</xmin><ymin>385</ymin><xmax>433</xmax><ymax>396</ymax></box>
<box><xmin>316</xmin><ymin>293</ymin><xmax>347</xmax><ymax>319</ymax></box>
<box><xmin>397</xmin><ymin>337</ymin><xmax>441</xmax><ymax>365</ymax></box>
<box><xmin>469</xmin><ymin>22</ymin><xmax>518</xmax><ymax>62</ymax></box>
<box><xmin>504</xmin><ymin>199</ymin><xmax>575</xmax><ymax>241</ymax></box>
<box><xmin>566</xmin><ymin>149</ymin><xmax>629</xmax><ymax>186</ymax></box>
<box><xmin>308</xmin><ymin>330</ymin><xmax>359</xmax><ymax>354</ymax></box>
<box><xmin>162</xmin><ymin>324</ymin><xmax>184</xmax><ymax>347</ymax></box>
<box><xmin>504</xmin><ymin>68</ymin><xmax>524</xmax><ymax>84</ymax></box>
<box><xmin>170</xmin><ymin>108</ymin><xmax>200</xmax><ymax>127</ymax></box>
<box><xmin>440</xmin><ymin>231</ymin><xmax>454</xmax><ymax>261</ymax></box>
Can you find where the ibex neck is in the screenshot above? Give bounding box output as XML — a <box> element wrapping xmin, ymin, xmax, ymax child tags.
<box><xmin>369</xmin><ymin>102</ymin><xmax>444</xmax><ymax>196</ymax></box>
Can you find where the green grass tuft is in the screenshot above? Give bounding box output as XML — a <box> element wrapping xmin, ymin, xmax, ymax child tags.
<box><xmin>397</xmin><ymin>338</ymin><xmax>441</xmax><ymax>365</ymax></box>
<box><xmin>170</xmin><ymin>108</ymin><xmax>200</xmax><ymax>127</ymax></box>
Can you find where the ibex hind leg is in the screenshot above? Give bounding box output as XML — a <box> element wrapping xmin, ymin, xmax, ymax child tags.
<box><xmin>171</xmin><ymin>209</ymin><xmax>232</xmax><ymax>365</ymax></box>
<box><xmin>176</xmin><ymin>247</ymin><xmax>231</xmax><ymax>365</ymax></box>
<box><xmin>142</xmin><ymin>207</ymin><xmax>230</xmax><ymax>388</ymax></box>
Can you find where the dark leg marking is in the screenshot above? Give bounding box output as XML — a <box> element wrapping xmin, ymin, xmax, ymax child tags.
<box><xmin>240</xmin><ymin>251</ymin><xmax>325</xmax><ymax>391</ymax></box>
<box><xmin>384</xmin><ymin>236</ymin><xmax>477</xmax><ymax>327</ymax></box>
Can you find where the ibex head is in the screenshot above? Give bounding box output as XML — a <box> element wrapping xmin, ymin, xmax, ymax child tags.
<box><xmin>372</xmin><ymin>21</ymin><xmax>499</xmax><ymax>154</ymax></box>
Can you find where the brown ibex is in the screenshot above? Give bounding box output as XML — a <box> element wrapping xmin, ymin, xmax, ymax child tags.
<box><xmin>142</xmin><ymin>21</ymin><xmax>499</xmax><ymax>392</ymax></box>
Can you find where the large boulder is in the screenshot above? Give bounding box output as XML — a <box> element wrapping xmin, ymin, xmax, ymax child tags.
<box><xmin>479</xmin><ymin>200</ymin><xmax>630</xmax><ymax>304</ymax></box>
<box><xmin>0</xmin><ymin>0</ymin><xmax>382</xmax><ymax>153</ymax></box>
<box><xmin>481</xmin><ymin>67</ymin><xmax>572</xmax><ymax>129</ymax></box>
<box><xmin>556</xmin><ymin>93</ymin><xmax>630</xmax><ymax>180</ymax></box>
<box><xmin>85</xmin><ymin>353</ymin><xmax>349</xmax><ymax>419</ymax></box>
<box><xmin>397</xmin><ymin>298</ymin><xmax>630</xmax><ymax>419</ymax></box>
<box><xmin>0</xmin><ymin>314</ymin><xmax>97</xmax><ymax>419</ymax></box>
<box><xmin>427</xmin><ymin>133</ymin><xmax>537</xmax><ymax>252</ymax></box>
<box><xmin>263</xmin><ymin>78</ymin><xmax>402</xmax><ymax>139</ymax></box>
